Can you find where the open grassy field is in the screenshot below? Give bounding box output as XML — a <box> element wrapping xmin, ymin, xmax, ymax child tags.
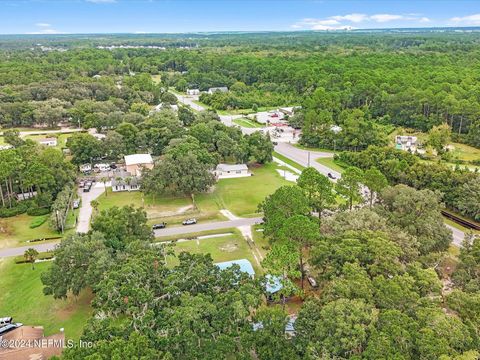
<box><xmin>197</xmin><ymin>163</ymin><xmax>291</xmax><ymax>217</ymax></box>
<box><xmin>166</xmin><ymin>230</ymin><xmax>262</xmax><ymax>273</ymax></box>
<box><xmin>233</xmin><ymin>118</ymin><xmax>264</xmax><ymax>128</ymax></box>
<box><xmin>450</xmin><ymin>142</ymin><xmax>480</xmax><ymax>162</ymax></box>
<box><xmin>0</xmin><ymin>214</ymin><xmax>60</xmax><ymax>249</ymax></box>
<box><xmin>0</xmin><ymin>258</ymin><xmax>92</xmax><ymax>339</ymax></box>
<box><xmin>98</xmin><ymin>163</ymin><xmax>290</xmax><ymax>220</ymax></box>
<box><xmin>23</xmin><ymin>133</ymin><xmax>73</xmax><ymax>149</ymax></box>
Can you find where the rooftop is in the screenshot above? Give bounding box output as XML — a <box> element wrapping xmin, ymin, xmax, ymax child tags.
<box><xmin>216</xmin><ymin>163</ymin><xmax>248</xmax><ymax>172</ymax></box>
<box><xmin>215</xmin><ymin>259</ymin><xmax>255</xmax><ymax>277</ymax></box>
<box><xmin>124</xmin><ymin>153</ymin><xmax>153</xmax><ymax>166</ymax></box>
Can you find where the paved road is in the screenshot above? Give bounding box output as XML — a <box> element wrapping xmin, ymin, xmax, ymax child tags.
<box><xmin>154</xmin><ymin>217</ymin><xmax>263</xmax><ymax>237</ymax></box>
<box><xmin>0</xmin><ymin>217</ymin><xmax>264</xmax><ymax>258</ymax></box>
<box><xmin>76</xmin><ymin>184</ymin><xmax>105</xmax><ymax>233</ymax></box>
<box><xmin>274</xmin><ymin>142</ymin><xmax>338</xmax><ymax>179</ymax></box>
<box><xmin>172</xmin><ymin>93</ymin><xmax>206</xmax><ymax>112</ymax></box>
<box><xmin>0</xmin><ymin>241</ymin><xmax>60</xmax><ymax>259</ymax></box>
<box><xmin>447</xmin><ymin>224</ymin><xmax>467</xmax><ymax>247</ymax></box>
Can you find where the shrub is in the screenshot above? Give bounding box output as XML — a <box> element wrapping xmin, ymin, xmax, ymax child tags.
<box><xmin>27</xmin><ymin>207</ymin><xmax>51</xmax><ymax>216</ymax></box>
<box><xmin>29</xmin><ymin>215</ymin><xmax>48</xmax><ymax>229</ymax></box>
<box><xmin>0</xmin><ymin>202</ymin><xmax>29</xmax><ymax>218</ymax></box>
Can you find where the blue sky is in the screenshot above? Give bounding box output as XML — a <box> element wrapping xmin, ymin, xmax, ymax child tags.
<box><xmin>1</xmin><ymin>0</ymin><xmax>480</xmax><ymax>34</ymax></box>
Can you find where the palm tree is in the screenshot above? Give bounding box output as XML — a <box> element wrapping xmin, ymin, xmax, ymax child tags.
<box><xmin>24</xmin><ymin>248</ymin><xmax>39</xmax><ymax>270</ymax></box>
<box><xmin>101</xmin><ymin>176</ymin><xmax>109</xmax><ymax>197</ymax></box>
<box><xmin>90</xmin><ymin>199</ymin><xmax>99</xmax><ymax>218</ymax></box>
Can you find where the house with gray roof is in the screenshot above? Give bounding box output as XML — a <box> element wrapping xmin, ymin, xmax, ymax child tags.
<box><xmin>214</xmin><ymin>163</ymin><xmax>251</xmax><ymax>179</ymax></box>
<box><xmin>111</xmin><ymin>170</ymin><xmax>140</xmax><ymax>192</ymax></box>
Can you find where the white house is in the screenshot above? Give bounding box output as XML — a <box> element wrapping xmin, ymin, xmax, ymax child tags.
<box><xmin>214</xmin><ymin>164</ymin><xmax>251</xmax><ymax>179</ymax></box>
<box><xmin>38</xmin><ymin>138</ymin><xmax>57</xmax><ymax>147</ymax></box>
<box><xmin>186</xmin><ymin>88</ymin><xmax>200</xmax><ymax>95</ymax></box>
<box><xmin>125</xmin><ymin>153</ymin><xmax>154</xmax><ymax>176</ymax></box>
<box><xmin>207</xmin><ymin>87</ymin><xmax>228</xmax><ymax>95</ymax></box>
<box><xmin>111</xmin><ymin>171</ymin><xmax>140</xmax><ymax>192</ymax></box>
<box><xmin>395</xmin><ymin>135</ymin><xmax>418</xmax><ymax>152</ymax></box>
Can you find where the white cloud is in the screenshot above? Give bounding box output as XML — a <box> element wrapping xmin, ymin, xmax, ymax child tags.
<box><xmin>292</xmin><ymin>12</ymin><xmax>433</xmax><ymax>30</ymax></box>
<box><xmin>28</xmin><ymin>23</ymin><xmax>64</xmax><ymax>34</ymax></box>
<box><xmin>450</xmin><ymin>14</ymin><xmax>480</xmax><ymax>25</ymax></box>
<box><xmin>330</xmin><ymin>13</ymin><xmax>368</xmax><ymax>23</ymax></box>
<box><xmin>369</xmin><ymin>14</ymin><xmax>405</xmax><ymax>23</ymax></box>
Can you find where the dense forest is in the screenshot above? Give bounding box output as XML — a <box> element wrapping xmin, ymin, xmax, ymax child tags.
<box><xmin>1</xmin><ymin>32</ymin><xmax>480</xmax><ymax>148</ymax></box>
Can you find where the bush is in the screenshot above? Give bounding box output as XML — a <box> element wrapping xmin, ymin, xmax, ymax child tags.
<box><xmin>27</xmin><ymin>207</ymin><xmax>51</xmax><ymax>216</ymax></box>
<box><xmin>29</xmin><ymin>215</ymin><xmax>48</xmax><ymax>229</ymax></box>
<box><xmin>14</xmin><ymin>251</ymin><xmax>54</xmax><ymax>264</ymax></box>
<box><xmin>0</xmin><ymin>202</ymin><xmax>29</xmax><ymax>218</ymax></box>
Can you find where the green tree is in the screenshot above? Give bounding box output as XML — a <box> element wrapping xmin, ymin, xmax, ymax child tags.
<box><xmin>24</xmin><ymin>248</ymin><xmax>39</xmax><ymax>270</ymax></box>
<box><xmin>259</xmin><ymin>185</ymin><xmax>310</xmax><ymax>238</ymax></box>
<box><xmin>297</xmin><ymin>167</ymin><xmax>335</xmax><ymax>225</ymax></box>
<box><xmin>363</xmin><ymin>167</ymin><xmax>388</xmax><ymax>207</ymax></box>
<box><xmin>336</xmin><ymin>166</ymin><xmax>364</xmax><ymax>210</ymax></box>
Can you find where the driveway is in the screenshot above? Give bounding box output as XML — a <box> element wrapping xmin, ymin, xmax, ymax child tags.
<box><xmin>76</xmin><ymin>184</ymin><xmax>105</xmax><ymax>233</ymax></box>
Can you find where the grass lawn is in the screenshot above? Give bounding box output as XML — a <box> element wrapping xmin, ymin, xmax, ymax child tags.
<box><xmin>273</xmin><ymin>152</ymin><xmax>305</xmax><ymax>172</ymax></box>
<box><xmin>98</xmin><ymin>163</ymin><xmax>290</xmax><ymax>220</ymax></box>
<box><xmin>23</xmin><ymin>133</ymin><xmax>72</xmax><ymax>149</ymax></box>
<box><xmin>0</xmin><ymin>214</ymin><xmax>60</xmax><ymax>249</ymax></box>
<box><xmin>197</xmin><ymin>163</ymin><xmax>291</xmax><ymax>217</ymax></box>
<box><xmin>0</xmin><ymin>258</ymin><xmax>92</xmax><ymax>339</ymax></box>
<box><xmin>151</xmin><ymin>74</ymin><xmax>162</xmax><ymax>84</ymax></box>
<box><xmin>166</xmin><ymin>230</ymin><xmax>262</xmax><ymax>274</ymax></box>
<box><xmin>233</xmin><ymin>118</ymin><xmax>264</xmax><ymax>128</ymax></box>
<box><xmin>450</xmin><ymin>142</ymin><xmax>480</xmax><ymax>162</ymax></box>
<box><xmin>316</xmin><ymin>157</ymin><xmax>345</xmax><ymax>173</ymax></box>
<box><xmin>217</xmin><ymin>106</ymin><xmax>280</xmax><ymax>116</ymax></box>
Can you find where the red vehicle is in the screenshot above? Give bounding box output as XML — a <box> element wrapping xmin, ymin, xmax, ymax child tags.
<box><xmin>270</xmin><ymin>113</ymin><xmax>279</xmax><ymax>118</ymax></box>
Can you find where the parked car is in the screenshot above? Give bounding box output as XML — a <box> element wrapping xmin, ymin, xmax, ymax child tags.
<box><xmin>182</xmin><ymin>218</ymin><xmax>197</xmax><ymax>225</ymax></box>
<box><xmin>152</xmin><ymin>222</ymin><xmax>167</xmax><ymax>230</ymax></box>
<box><xmin>0</xmin><ymin>317</ymin><xmax>12</xmax><ymax>326</ymax></box>
<box><xmin>73</xmin><ymin>199</ymin><xmax>80</xmax><ymax>209</ymax></box>
<box><xmin>307</xmin><ymin>275</ymin><xmax>318</xmax><ymax>288</ymax></box>
<box><xmin>110</xmin><ymin>163</ymin><xmax>117</xmax><ymax>170</ymax></box>
<box><xmin>272</xmin><ymin>141</ymin><xmax>278</xmax><ymax>145</ymax></box>
<box><xmin>327</xmin><ymin>172</ymin><xmax>336</xmax><ymax>180</ymax></box>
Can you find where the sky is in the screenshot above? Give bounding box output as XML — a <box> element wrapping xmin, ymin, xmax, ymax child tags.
<box><xmin>0</xmin><ymin>0</ymin><xmax>480</xmax><ymax>35</ymax></box>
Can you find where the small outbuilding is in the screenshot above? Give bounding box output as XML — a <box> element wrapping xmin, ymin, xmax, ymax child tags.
<box><xmin>214</xmin><ymin>163</ymin><xmax>251</xmax><ymax>179</ymax></box>
<box><xmin>186</xmin><ymin>88</ymin><xmax>200</xmax><ymax>95</ymax></box>
<box><xmin>38</xmin><ymin>138</ymin><xmax>57</xmax><ymax>147</ymax></box>
<box><xmin>207</xmin><ymin>87</ymin><xmax>228</xmax><ymax>95</ymax></box>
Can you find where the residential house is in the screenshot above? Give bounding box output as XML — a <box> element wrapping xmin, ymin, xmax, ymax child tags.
<box><xmin>38</xmin><ymin>137</ymin><xmax>57</xmax><ymax>147</ymax></box>
<box><xmin>124</xmin><ymin>153</ymin><xmax>154</xmax><ymax>176</ymax></box>
<box><xmin>214</xmin><ymin>163</ymin><xmax>251</xmax><ymax>179</ymax></box>
<box><xmin>0</xmin><ymin>324</ymin><xmax>65</xmax><ymax>360</ymax></box>
<box><xmin>395</xmin><ymin>135</ymin><xmax>418</xmax><ymax>152</ymax></box>
<box><xmin>111</xmin><ymin>170</ymin><xmax>140</xmax><ymax>192</ymax></box>
<box><xmin>207</xmin><ymin>87</ymin><xmax>228</xmax><ymax>95</ymax></box>
<box><xmin>215</xmin><ymin>259</ymin><xmax>255</xmax><ymax>278</ymax></box>
<box><xmin>186</xmin><ymin>88</ymin><xmax>200</xmax><ymax>95</ymax></box>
